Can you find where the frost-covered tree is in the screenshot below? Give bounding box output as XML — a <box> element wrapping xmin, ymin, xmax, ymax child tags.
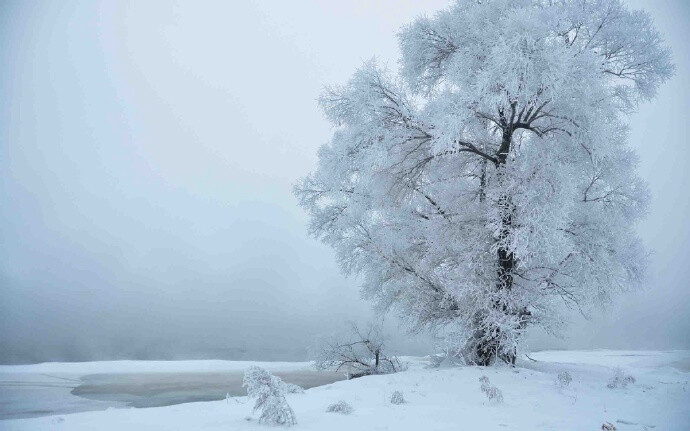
<box><xmin>243</xmin><ymin>366</ymin><xmax>297</xmax><ymax>426</ymax></box>
<box><xmin>311</xmin><ymin>323</ymin><xmax>403</xmax><ymax>379</ymax></box>
<box><xmin>295</xmin><ymin>0</ymin><xmax>673</xmax><ymax>365</ymax></box>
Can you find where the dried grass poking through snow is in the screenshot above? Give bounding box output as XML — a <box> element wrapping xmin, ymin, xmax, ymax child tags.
<box><xmin>556</xmin><ymin>371</ymin><xmax>572</xmax><ymax>388</ymax></box>
<box><xmin>606</xmin><ymin>368</ymin><xmax>635</xmax><ymax>389</ymax></box>
<box><xmin>479</xmin><ymin>376</ymin><xmax>503</xmax><ymax>403</ymax></box>
<box><xmin>326</xmin><ymin>400</ymin><xmax>353</xmax><ymax>415</ymax></box>
<box><xmin>390</xmin><ymin>390</ymin><xmax>405</xmax><ymax>405</ymax></box>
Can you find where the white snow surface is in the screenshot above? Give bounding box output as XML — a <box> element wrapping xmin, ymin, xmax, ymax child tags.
<box><xmin>2</xmin><ymin>350</ymin><xmax>688</xmax><ymax>430</ymax></box>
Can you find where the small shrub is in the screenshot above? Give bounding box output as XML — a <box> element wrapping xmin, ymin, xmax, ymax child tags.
<box><xmin>555</xmin><ymin>371</ymin><xmax>572</xmax><ymax>388</ymax></box>
<box><xmin>326</xmin><ymin>400</ymin><xmax>354</xmax><ymax>415</ymax></box>
<box><xmin>312</xmin><ymin>323</ymin><xmax>404</xmax><ymax>379</ymax></box>
<box><xmin>390</xmin><ymin>390</ymin><xmax>405</xmax><ymax>405</ymax></box>
<box><xmin>243</xmin><ymin>366</ymin><xmax>297</xmax><ymax>426</ymax></box>
<box><xmin>479</xmin><ymin>376</ymin><xmax>503</xmax><ymax>403</ymax></box>
<box><xmin>606</xmin><ymin>368</ymin><xmax>635</xmax><ymax>389</ymax></box>
<box><xmin>284</xmin><ymin>383</ymin><xmax>304</xmax><ymax>394</ymax></box>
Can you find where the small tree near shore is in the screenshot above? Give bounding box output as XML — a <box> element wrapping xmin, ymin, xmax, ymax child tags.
<box><xmin>312</xmin><ymin>323</ymin><xmax>404</xmax><ymax>379</ymax></box>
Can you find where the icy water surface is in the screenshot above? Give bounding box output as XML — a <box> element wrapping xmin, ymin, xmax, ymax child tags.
<box><xmin>0</xmin><ymin>368</ymin><xmax>344</xmax><ymax>420</ymax></box>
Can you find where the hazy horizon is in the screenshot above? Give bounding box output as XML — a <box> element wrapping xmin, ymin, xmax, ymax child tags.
<box><xmin>1</xmin><ymin>0</ymin><xmax>689</xmax><ymax>365</ymax></box>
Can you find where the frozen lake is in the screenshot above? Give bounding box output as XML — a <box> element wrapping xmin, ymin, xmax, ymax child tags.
<box><xmin>0</xmin><ymin>361</ymin><xmax>344</xmax><ymax>420</ymax></box>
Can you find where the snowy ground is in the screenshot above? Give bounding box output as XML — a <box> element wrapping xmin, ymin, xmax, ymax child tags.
<box><xmin>1</xmin><ymin>350</ymin><xmax>688</xmax><ymax>430</ymax></box>
<box><xmin>0</xmin><ymin>360</ymin><xmax>342</xmax><ymax>420</ymax></box>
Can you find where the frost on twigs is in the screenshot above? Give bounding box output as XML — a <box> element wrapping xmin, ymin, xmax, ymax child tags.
<box><xmin>606</xmin><ymin>368</ymin><xmax>635</xmax><ymax>389</ymax></box>
<box><xmin>326</xmin><ymin>400</ymin><xmax>353</xmax><ymax>415</ymax></box>
<box><xmin>479</xmin><ymin>376</ymin><xmax>503</xmax><ymax>403</ymax></box>
<box><xmin>555</xmin><ymin>370</ymin><xmax>573</xmax><ymax>388</ymax></box>
<box><xmin>243</xmin><ymin>366</ymin><xmax>297</xmax><ymax>426</ymax></box>
<box><xmin>311</xmin><ymin>322</ymin><xmax>405</xmax><ymax>379</ymax></box>
<box><xmin>428</xmin><ymin>327</ymin><xmax>468</xmax><ymax>368</ymax></box>
<box><xmin>284</xmin><ymin>383</ymin><xmax>304</xmax><ymax>394</ymax></box>
<box><xmin>390</xmin><ymin>390</ymin><xmax>406</xmax><ymax>405</ymax></box>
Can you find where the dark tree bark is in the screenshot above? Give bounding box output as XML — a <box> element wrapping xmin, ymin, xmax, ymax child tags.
<box><xmin>470</xmin><ymin>123</ymin><xmax>527</xmax><ymax>366</ymax></box>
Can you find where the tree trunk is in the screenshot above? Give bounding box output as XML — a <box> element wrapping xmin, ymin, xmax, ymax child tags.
<box><xmin>472</xmin><ymin>127</ymin><xmax>518</xmax><ymax>366</ymax></box>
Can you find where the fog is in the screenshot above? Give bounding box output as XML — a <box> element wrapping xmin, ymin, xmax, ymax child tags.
<box><xmin>1</xmin><ymin>0</ymin><xmax>688</xmax><ymax>364</ymax></box>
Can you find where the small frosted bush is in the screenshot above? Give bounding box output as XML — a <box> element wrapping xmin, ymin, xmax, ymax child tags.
<box><xmin>556</xmin><ymin>371</ymin><xmax>572</xmax><ymax>388</ymax></box>
<box><xmin>326</xmin><ymin>400</ymin><xmax>353</xmax><ymax>415</ymax></box>
<box><xmin>284</xmin><ymin>383</ymin><xmax>304</xmax><ymax>394</ymax></box>
<box><xmin>606</xmin><ymin>368</ymin><xmax>635</xmax><ymax>389</ymax></box>
<box><xmin>390</xmin><ymin>390</ymin><xmax>405</xmax><ymax>405</ymax></box>
<box><xmin>479</xmin><ymin>376</ymin><xmax>503</xmax><ymax>403</ymax></box>
<box><xmin>311</xmin><ymin>323</ymin><xmax>405</xmax><ymax>379</ymax></box>
<box><xmin>243</xmin><ymin>366</ymin><xmax>297</xmax><ymax>426</ymax></box>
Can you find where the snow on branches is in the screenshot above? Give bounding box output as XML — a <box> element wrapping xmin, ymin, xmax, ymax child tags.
<box><xmin>311</xmin><ymin>323</ymin><xmax>404</xmax><ymax>379</ymax></box>
<box><xmin>243</xmin><ymin>366</ymin><xmax>297</xmax><ymax>426</ymax></box>
<box><xmin>295</xmin><ymin>0</ymin><xmax>672</xmax><ymax>365</ymax></box>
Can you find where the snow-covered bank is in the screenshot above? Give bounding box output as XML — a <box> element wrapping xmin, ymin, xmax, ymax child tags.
<box><xmin>2</xmin><ymin>350</ymin><xmax>688</xmax><ymax>430</ymax></box>
<box><xmin>0</xmin><ymin>360</ymin><xmax>341</xmax><ymax>420</ymax></box>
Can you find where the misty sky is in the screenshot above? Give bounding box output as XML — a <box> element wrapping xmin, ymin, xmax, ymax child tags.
<box><xmin>1</xmin><ymin>0</ymin><xmax>688</xmax><ymax>364</ymax></box>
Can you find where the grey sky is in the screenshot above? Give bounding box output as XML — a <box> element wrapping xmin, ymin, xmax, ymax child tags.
<box><xmin>1</xmin><ymin>0</ymin><xmax>688</xmax><ymax>364</ymax></box>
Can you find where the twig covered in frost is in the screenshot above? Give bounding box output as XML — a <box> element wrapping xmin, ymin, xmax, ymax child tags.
<box><xmin>606</xmin><ymin>368</ymin><xmax>635</xmax><ymax>389</ymax></box>
<box><xmin>556</xmin><ymin>370</ymin><xmax>572</xmax><ymax>388</ymax></box>
<box><xmin>326</xmin><ymin>400</ymin><xmax>353</xmax><ymax>415</ymax></box>
<box><xmin>390</xmin><ymin>390</ymin><xmax>406</xmax><ymax>405</ymax></box>
<box><xmin>428</xmin><ymin>326</ymin><xmax>469</xmax><ymax>367</ymax></box>
<box><xmin>243</xmin><ymin>366</ymin><xmax>297</xmax><ymax>426</ymax></box>
<box><xmin>479</xmin><ymin>376</ymin><xmax>503</xmax><ymax>403</ymax></box>
<box><xmin>312</xmin><ymin>322</ymin><xmax>405</xmax><ymax>379</ymax></box>
<box><xmin>284</xmin><ymin>383</ymin><xmax>304</xmax><ymax>394</ymax></box>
